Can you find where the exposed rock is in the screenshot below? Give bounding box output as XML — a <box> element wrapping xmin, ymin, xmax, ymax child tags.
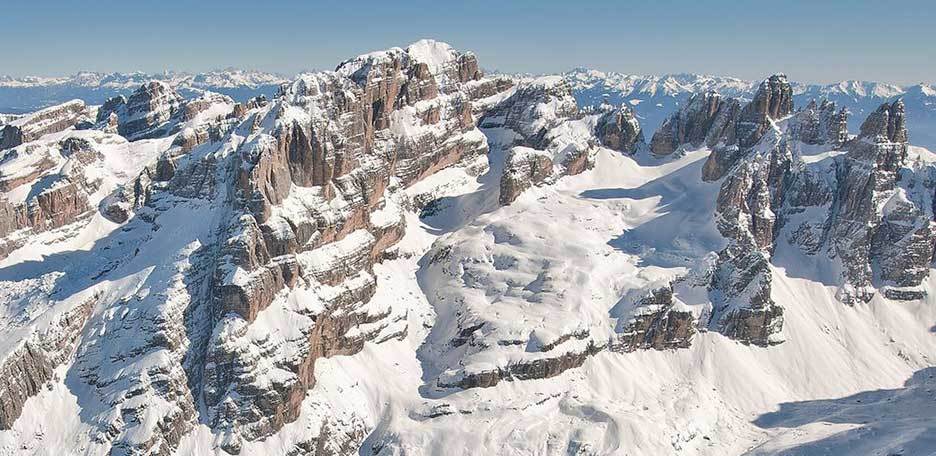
<box><xmin>194</xmin><ymin>40</ymin><xmax>510</xmax><ymax>449</ymax></box>
<box><xmin>650</xmin><ymin>91</ymin><xmax>739</xmax><ymax>156</ymax></box>
<box><xmin>788</xmin><ymin>99</ymin><xmax>849</xmax><ymax>146</ymax></box>
<box><xmin>96</xmin><ymin>81</ymin><xmax>235</xmax><ymax>142</ymax></box>
<box><xmin>595</xmin><ymin>105</ymin><xmax>645</xmax><ymax>154</ymax></box>
<box><xmin>481</xmin><ymin>76</ymin><xmax>601</xmax><ymax>203</ymax></box>
<box><xmin>700</xmin><ymin>74</ymin><xmax>794</xmax><ymax>182</ymax></box>
<box><xmin>499</xmin><ymin>146</ymin><xmax>554</xmax><ymax>205</ymax></box>
<box><xmin>706</xmin><ymin>135</ymin><xmax>791</xmax><ymax>345</ymax></box>
<box><xmin>0</xmin><ymin>294</ymin><xmax>97</xmax><ymax>429</ymax></box>
<box><xmin>859</xmin><ymin>99</ymin><xmax>908</xmax><ymax>143</ymax></box>
<box><xmin>0</xmin><ymin>136</ymin><xmax>105</xmax><ymax>241</ymax></box>
<box><xmin>439</xmin><ymin>345</ymin><xmax>602</xmax><ymax>389</ymax></box>
<box><xmin>480</xmin><ymin>76</ymin><xmax>579</xmax><ymax>149</ymax></box>
<box><xmin>614</xmin><ymin>286</ymin><xmax>695</xmax><ymax>351</ymax></box>
<box><xmin>0</xmin><ymin>100</ymin><xmax>88</xmax><ymax>149</ymax></box>
<box><xmin>735</xmin><ymin>73</ymin><xmax>793</xmax><ymax>148</ymax></box>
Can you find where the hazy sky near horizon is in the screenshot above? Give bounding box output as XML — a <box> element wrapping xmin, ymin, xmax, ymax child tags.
<box><xmin>3</xmin><ymin>0</ymin><xmax>934</xmax><ymax>84</ymax></box>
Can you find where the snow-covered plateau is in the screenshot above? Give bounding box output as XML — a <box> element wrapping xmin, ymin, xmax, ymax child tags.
<box><xmin>0</xmin><ymin>41</ymin><xmax>934</xmax><ymax>456</ymax></box>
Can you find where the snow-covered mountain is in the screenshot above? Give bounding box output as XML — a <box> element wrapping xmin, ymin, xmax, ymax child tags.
<box><xmin>565</xmin><ymin>68</ymin><xmax>936</xmax><ymax>151</ymax></box>
<box><xmin>0</xmin><ymin>41</ymin><xmax>935</xmax><ymax>456</ymax></box>
<box><xmin>0</xmin><ymin>70</ymin><xmax>288</xmax><ymax>114</ymax></box>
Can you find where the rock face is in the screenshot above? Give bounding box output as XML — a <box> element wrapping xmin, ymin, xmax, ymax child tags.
<box><xmin>480</xmin><ymin>76</ymin><xmax>580</xmax><ymax>149</ymax></box>
<box><xmin>187</xmin><ymin>39</ymin><xmax>503</xmax><ymax>451</ymax></box>
<box><xmin>0</xmin><ymin>135</ymin><xmax>104</xmax><ymax>256</ymax></box>
<box><xmin>482</xmin><ymin>76</ymin><xmax>601</xmax><ymax>205</ymax></box>
<box><xmin>790</xmin><ymin>98</ymin><xmax>933</xmax><ymax>304</ymax></box>
<box><xmin>650</xmin><ymin>91</ymin><xmax>740</xmax><ymax>156</ymax></box>
<box><xmin>0</xmin><ymin>294</ymin><xmax>98</xmax><ymax>429</ymax></box>
<box><xmin>735</xmin><ymin>73</ymin><xmax>794</xmax><ymax>148</ymax></box>
<box><xmin>654</xmin><ymin>73</ymin><xmax>935</xmax><ymax>346</ymax></box>
<box><xmin>789</xmin><ymin>99</ymin><xmax>849</xmax><ymax>146</ymax></box>
<box><xmin>859</xmin><ymin>99</ymin><xmax>908</xmax><ymax>143</ymax></box>
<box><xmin>819</xmin><ymin>99</ymin><xmax>934</xmax><ymax>303</ymax></box>
<box><xmin>499</xmin><ymin>146</ymin><xmax>554</xmax><ymax>205</ymax></box>
<box><xmin>97</xmin><ymin>81</ymin><xmax>234</xmax><ymax>141</ymax></box>
<box><xmin>614</xmin><ymin>286</ymin><xmax>695</xmax><ymax>352</ymax></box>
<box><xmin>595</xmin><ymin>105</ymin><xmax>645</xmax><ymax>154</ymax></box>
<box><xmin>0</xmin><ymin>100</ymin><xmax>88</xmax><ymax>149</ymax></box>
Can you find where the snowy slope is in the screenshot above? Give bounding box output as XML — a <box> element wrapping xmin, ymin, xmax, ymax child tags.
<box><xmin>286</xmin><ymin>147</ymin><xmax>936</xmax><ymax>455</ymax></box>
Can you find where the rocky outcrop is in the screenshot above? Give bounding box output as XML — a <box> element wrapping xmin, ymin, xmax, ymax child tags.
<box><xmin>0</xmin><ymin>100</ymin><xmax>88</xmax><ymax>149</ymax></box>
<box><xmin>821</xmin><ymin>99</ymin><xmax>932</xmax><ymax>303</ymax></box>
<box><xmin>97</xmin><ymin>81</ymin><xmax>235</xmax><ymax>142</ymax></box>
<box><xmin>614</xmin><ymin>286</ymin><xmax>695</xmax><ymax>352</ymax></box>
<box><xmin>439</xmin><ymin>344</ymin><xmax>603</xmax><ymax>389</ymax></box>
<box><xmin>706</xmin><ymin>132</ymin><xmax>791</xmax><ymax>345</ymax></box>
<box><xmin>701</xmin><ymin>74</ymin><xmax>794</xmax><ymax>181</ymax></box>
<box><xmin>736</xmin><ymin>74</ymin><xmax>793</xmax><ymax>148</ymax></box>
<box><xmin>788</xmin><ymin>99</ymin><xmax>849</xmax><ymax>146</ymax></box>
<box><xmin>0</xmin><ymin>136</ymin><xmax>104</xmax><ymax>243</ymax></box>
<box><xmin>480</xmin><ymin>76</ymin><xmax>580</xmax><ymax>149</ymax></box>
<box><xmin>97</xmin><ymin>81</ymin><xmax>184</xmax><ymax>140</ymax></box>
<box><xmin>650</xmin><ymin>91</ymin><xmax>740</xmax><ymax>156</ymax></box>
<box><xmin>0</xmin><ymin>294</ymin><xmax>98</xmax><ymax>429</ymax></box>
<box><xmin>499</xmin><ymin>146</ymin><xmax>554</xmax><ymax>205</ymax></box>
<box><xmin>481</xmin><ymin>76</ymin><xmax>600</xmax><ymax>204</ymax></box>
<box><xmin>858</xmin><ymin>99</ymin><xmax>908</xmax><ymax>143</ymax></box>
<box><xmin>595</xmin><ymin>105</ymin><xmax>645</xmax><ymax>154</ymax></box>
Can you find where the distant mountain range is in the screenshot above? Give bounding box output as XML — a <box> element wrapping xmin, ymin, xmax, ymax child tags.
<box><xmin>0</xmin><ymin>69</ymin><xmax>288</xmax><ymax>114</ymax></box>
<box><xmin>4</xmin><ymin>67</ymin><xmax>933</xmax><ymax>150</ymax></box>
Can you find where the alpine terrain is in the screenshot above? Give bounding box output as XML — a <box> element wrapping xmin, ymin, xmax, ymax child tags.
<box><xmin>0</xmin><ymin>40</ymin><xmax>934</xmax><ymax>456</ymax></box>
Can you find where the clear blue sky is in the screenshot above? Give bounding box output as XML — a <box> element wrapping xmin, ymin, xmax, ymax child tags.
<box><xmin>3</xmin><ymin>0</ymin><xmax>934</xmax><ymax>84</ymax></box>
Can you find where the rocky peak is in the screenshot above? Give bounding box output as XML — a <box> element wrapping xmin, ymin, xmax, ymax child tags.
<box><xmin>595</xmin><ymin>104</ymin><xmax>645</xmax><ymax>154</ymax></box>
<box><xmin>858</xmin><ymin>98</ymin><xmax>908</xmax><ymax>143</ymax></box>
<box><xmin>735</xmin><ymin>73</ymin><xmax>793</xmax><ymax>148</ymax></box>
<box><xmin>754</xmin><ymin>73</ymin><xmax>794</xmax><ymax>119</ymax></box>
<box><xmin>650</xmin><ymin>90</ymin><xmax>740</xmax><ymax>156</ymax></box>
<box><xmin>481</xmin><ymin>76</ymin><xmax>579</xmax><ymax>148</ymax></box>
<box><xmin>788</xmin><ymin>98</ymin><xmax>849</xmax><ymax>146</ymax></box>
<box><xmin>97</xmin><ymin>80</ymin><xmax>185</xmax><ymax>140</ymax></box>
<box><xmin>651</xmin><ymin>73</ymin><xmax>794</xmax><ymax>161</ymax></box>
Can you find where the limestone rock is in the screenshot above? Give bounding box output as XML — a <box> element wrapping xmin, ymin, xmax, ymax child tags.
<box><xmin>595</xmin><ymin>105</ymin><xmax>645</xmax><ymax>154</ymax></box>
<box><xmin>614</xmin><ymin>286</ymin><xmax>695</xmax><ymax>352</ymax></box>
<box><xmin>859</xmin><ymin>99</ymin><xmax>908</xmax><ymax>143</ymax></box>
<box><xmin>499</xmin><ymin>146</ymin><xmax>554</xmax><ymax>205</ymax></box>
<box><xmin>0</xmin><ymin>100</ymin><xmax>88</xmax><ymax>149</ymax></box>
<box><xmin>650</xmin><ymin>91</ymin><xmax>739</xmax><ymax>156</ymax></box>
<box><xmin>789</xmin><ymin>99</ymin><xmax>849</xmax><ymax>146</ymax></box>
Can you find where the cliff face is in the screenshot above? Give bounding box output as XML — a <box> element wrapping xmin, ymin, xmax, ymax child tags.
<box><xmin>199</xmin><ymin>41</ymin><xmax>500</xmax><ymax>450</ymax></box>
<box><xmin>650</xmin><ymin>73</ymin><xmax>936</xmax><ymax>345</ymax></box>
<box><xmin>650</xmin><ymin>90</ymin><xmax>740</xmax><ymax>156</ymax></box>
<box><xmin>0</xmin><ymin>100</ymin><xmax>89</xmax><ymax>149</ymax></box>
<box><xmin>0</xmin><ymin>40</ymin><xmax>514</xmax><ymax>455</ymax></box>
